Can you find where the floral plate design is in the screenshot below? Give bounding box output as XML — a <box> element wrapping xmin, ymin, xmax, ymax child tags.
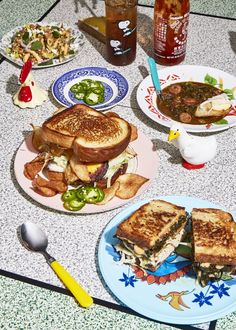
<box><xmin>137</xmin><ymin>65</ymin><xmax>236</xmax><ymax>132</ymax></box>
<box><xmin>52</xmin><ymin>67</ymin><xmax>129</xmax><ymax>111</ymax></box>
<box><xmin>98</xmin><ymin>195</ymin><xmax>236</xmax><ymax>324</ymax></box>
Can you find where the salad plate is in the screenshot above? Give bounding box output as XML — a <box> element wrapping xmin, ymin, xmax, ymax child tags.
<box><xmin>52</xmin><ymin>67</ymin><xmax>129</xmax><ymax>111</ymax></box>
<box><xmin>14</xmin><ymin>130</ymin><xmax>158</xmax><ymax>214</ymax></box>
<box><xmin>0</xmin><ymin>22</ymin><xmax>84</xmax><ymax>68</ymax></box>
<box><xmin>137</xmin><ymin>65</ymin><xmax>236</xmax><ymax>133</ymax></box>
<box><xmin>98</xmin><ymin>195</ymin><xmax>236</xmax><ymax>324</ymax></box>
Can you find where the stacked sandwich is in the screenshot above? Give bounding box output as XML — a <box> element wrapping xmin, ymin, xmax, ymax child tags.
<box><xmin>24</xmin><ymin>104</ymin><xmax>148</xmax><ymax>201</ymax></box>
<box><xmin>115</xmin><ymin>200</ymin><xmax>236</xmax><ymax>287</ymax></box>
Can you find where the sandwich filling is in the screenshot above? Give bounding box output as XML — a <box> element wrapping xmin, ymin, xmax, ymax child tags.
<box><xmin>46</xmin><ymin>147</ymin><xmax>136</xmax><ymax>188</ymax></box>
<box><xmin>115</xmin><ymin>212</ymin><xmax>188</xmax><ymax>272</ymax></box>
<box><xmin>193</xmin><ymin>262</ymin><xmax>235</xmax><ymax>287</ymax></box>
<box><xmin>192</xmin><ymin>207</ymin><xmax>236</xmax><ymax>287</ymax></box>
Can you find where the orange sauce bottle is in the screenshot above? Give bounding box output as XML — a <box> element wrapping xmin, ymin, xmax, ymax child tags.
<box><xmin>153</xmin><ymin>0</ymin><xmax>190</xmax><ymax>65</ymax></box>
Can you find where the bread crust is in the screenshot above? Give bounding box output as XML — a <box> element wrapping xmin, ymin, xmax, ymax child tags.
<box><xmin>192</xmin><ymin>208</ymin><xmax>236</xmax><ymax>265</ymax></box>
<box><xmin>41</xmin><ymin>125</ymin><xmax>75</xmax><ymax>148</ymax></box>
<box><xmin>41</xmin><ymin>104</ymin><xmax>131</xmax><ymax>162</ymax></box>
<box><xmin>73</xmin><ymin>129</ymin><xmax>131</xmax><ymax>162</ymax></box>
<box><xmin>116</xmin><ymin>199</ymin><xmax>187</xmax><ymax>250</ymax></box>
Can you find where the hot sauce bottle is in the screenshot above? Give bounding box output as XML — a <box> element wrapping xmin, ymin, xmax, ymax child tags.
<box><xmin>153</xmin><ymin>0</ymin><xmax>190</xmax><ymax>65</ymax></box>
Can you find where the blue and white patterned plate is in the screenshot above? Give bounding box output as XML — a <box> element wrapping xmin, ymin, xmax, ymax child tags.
<box><xmin>98</xmin><ymin>195</ymin><xmax>236</xmax><ymax>325</ymax></box>
<box><xmin>52</xmin><ymin>67</ymin><xmax>129</xmax><ymax>110</ymax></box>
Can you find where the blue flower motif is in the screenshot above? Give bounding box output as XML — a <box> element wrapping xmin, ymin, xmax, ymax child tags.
<box><xmin>119</xmin><ymin>272</ymin><xmax>138</xmax><ymax>287</ymax></box>
<box><xmin>192</xmin><ymin>291</ymin><xmax>213</xmax><ymax>307</ymax></box>
<box><xmin>210</xmin><ymin>283</ymin><xmax>230</xmax><ymax>298</ymax></box>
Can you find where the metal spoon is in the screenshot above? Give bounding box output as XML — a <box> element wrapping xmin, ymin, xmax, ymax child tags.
<box><xmin>17</xmin><ymin>222</ymin><xmax>93</xmax><ymax>308</ymax></box>
<box><xmin>148</xmin><ymin>56</ymin><xmax>164</xmax><ymax>100</ymax></box>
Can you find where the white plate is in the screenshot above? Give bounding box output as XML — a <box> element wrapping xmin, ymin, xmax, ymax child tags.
<box><xmin>0</xmin><ymin>22</ymin><xmax>84</xmax><ymax>68</ymax></box>
<box><xmin>52</xmin><ymin>67</ymin><xmax>129</xmax><ymax>111</ymax></box>
<box><xmin>98</xmin><ymin>195</ymin><xmax>236</xmax><ymax>324</ymax></box>
<box><xmin>14</xmin><ymin>130</ymin><xmax>158</xmax><ymax>213</ymax></box>
<box><xmin>137</xmin><ymin>65</ymin><xmax>236</xmax><ymax>133</ymax></box>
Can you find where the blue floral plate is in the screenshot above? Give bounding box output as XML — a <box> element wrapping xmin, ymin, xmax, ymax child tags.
<box><xmin>52</xmin><ymin>66</ymin><xmax>129</xmax><ymax>110</ymax></box>
<box><xmin>98</xmin><ymin>195</ymin><xmax>236</xmax><ymax>325</ymax></box>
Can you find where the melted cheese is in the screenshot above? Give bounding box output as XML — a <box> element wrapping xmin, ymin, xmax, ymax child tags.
<box><xmin>115</xmin><ymin>227</ymin><xmax>186</xmax><ymax>270</ymax></box>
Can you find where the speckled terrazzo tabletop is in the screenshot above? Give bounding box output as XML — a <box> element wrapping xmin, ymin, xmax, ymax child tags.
<box><xmin>0</xmin><ymin>0</ymin><xmax>236</xmax><ymax>329</ymax></box>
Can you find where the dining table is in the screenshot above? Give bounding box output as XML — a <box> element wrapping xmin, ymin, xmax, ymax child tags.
<box><xmin>0</xmin><ymin>0</ymin><xmax>236</xmax><ymax>329</ymax></box>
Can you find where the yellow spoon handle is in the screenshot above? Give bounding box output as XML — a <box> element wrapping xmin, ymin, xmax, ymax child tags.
<box><xmin>50</xmin><ymin>260</ymin><xmax>93</xmax><ymax>308</ymax></box>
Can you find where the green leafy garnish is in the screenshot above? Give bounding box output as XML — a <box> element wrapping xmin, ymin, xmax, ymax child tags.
<box><xmin>204</xmin><ymin>74</ymin><xmax>218</xmax><ymax>86</ymax></box>
<box><xmin>38</xmin><ymin>59</ymin><xmax>54</xmax><ymax>66</ymax></box>
<box><xmin>214</xmin><ymin>119</ymin><xmax>228</xmax><ymax>125</ymax></box>
<box><xmin>52</xmin><ymin>30</ymin><xmax>60</xmax><ymax>38</ymax></box>
<box><xmin>221</xmin><ymin>273</ymin><xmax>234</xmax><ymax>281</ymax></box>
<box><xmin>31</xmin><ymin>41</ymin><xmax>43</xmax><ymax>51</ymax></box>
<box><xmin>223</xmin><ymin>89</ymin><xmax>234</xmax><ymax>100</ymax></box>
<box><xmin>22</xmin><ymin>31</ymin><xmax>30</xmax><ymax>44</ymax></box>
<box><xmin>175</xmin><ymin>244</ymin><xmax>192</xmax><ymax>259</ymax></box>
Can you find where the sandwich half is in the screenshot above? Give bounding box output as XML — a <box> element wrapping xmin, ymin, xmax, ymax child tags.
<box><xmin>192</xmin><ymin>208</ymin><xmax>236</xmax><ymax>287</ymax></box>
<box><xmin>115</xmin><ymin>199</ymin><xmax>188</xmax><ymax>272</ymax></box>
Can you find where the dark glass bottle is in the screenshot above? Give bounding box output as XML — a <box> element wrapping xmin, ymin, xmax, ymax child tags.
<box><xmin>153</xmin><ymin>0</ymin><xmax>190</xmax><ymax>65</ymax></box>
<box><xmin>105</xmin><ymin>0</ymin><xmax>137</xmax><ymax>66</ymax></box>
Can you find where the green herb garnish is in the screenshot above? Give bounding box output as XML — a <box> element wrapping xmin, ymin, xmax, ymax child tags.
<box><xmin>31</xmin><ymin>41</ymin><xmax>43</xmax><ymax>51</ymax></box>
<box><xmin>214</xmin><ymin>119</ymin><xmax>228</xmax><ymax>125</ymax></box>
<box><xmin>223</xmin><ymin>89</ymin><xmax>234</xmax><ymax>100</ymax></box>
<box><xmin>38</xmin><ymin>59</ymin><xmax>54</xmax><ymax>66</ymax></box>
<box><xmin>22</xmin><ymin>31</ymin><xmax>30</xmax><ymax>44</ymax></box>
<box><xmin>52</xmin><ymin>30</ymin><xmax>60</xmax><ymax>38</ymax></box>
<box><xmin>204</xmin><ymin>74</ymin><xmax>218</xmax><ymax>86</ymax></box>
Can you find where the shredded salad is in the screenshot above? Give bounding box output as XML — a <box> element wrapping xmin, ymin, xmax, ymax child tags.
<box><xmin>2</xmin><ymin>23</ymin><xmax>82</xmax><ymax>66</ymax></box>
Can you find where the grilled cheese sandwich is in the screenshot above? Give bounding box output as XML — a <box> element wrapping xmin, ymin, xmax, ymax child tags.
<box><xmin>192</xmin><ymin>208</ymin><xmax>236</xmax><ymax>287</ymax></box>
<box><xmin>115</xmin><ymin>200</ymin><xmax>188</xmax><ymax>272</ymax></box>
<box><xmin>41</xmin><ymin>104</ymin><xmax>131</xmax><ymax>162</ymax></box>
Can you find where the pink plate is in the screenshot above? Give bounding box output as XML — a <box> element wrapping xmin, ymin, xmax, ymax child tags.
<box><xmin>14</xmin><ymin>131</ymin><xmax>158</xmax><ymax>213</ymax></box>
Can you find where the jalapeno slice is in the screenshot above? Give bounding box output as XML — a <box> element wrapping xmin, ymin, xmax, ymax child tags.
<box><xmin>70</xmin><ymin>84</ymin><xmax>80</xmax><ymax>93</ymax></box>
<box><xmin>76</xmin><ymin>186</ymin><xmax>104</xmax><ymax>204</ymax></box>
<box><xmin>61</xmin><ymin>189</ymin><xmax>77</xmax><ymax>202</ymax></box>
<box><xmin>83</xmin><ymin>92</ymin><xmax>101</xmax><ymax>105</ymax></box>
<box><xmin>74</xmin><ymin>92</ymin><xmax>85</xmax><ymax>100</ymax></box>
<box><xmin>69</xmin><ymin>79</ymin><xmax>105</xmax><ymax>106</ymax></box>
<box><xmin>63</xmin><ymin>199</ymin><xmax>85</xmax><ymax>211</ymax></box>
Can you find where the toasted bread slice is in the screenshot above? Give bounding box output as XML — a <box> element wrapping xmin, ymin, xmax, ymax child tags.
<box><xmin>192</xmin><ymin>208</ymin><xmax>236</xmax><ymax>265</ymax></box>
<box><xmin>195</xmin><ymin>94</ymin><xmax>231</xmax><ymax>118</ymax></box>
<box><xmin>116</xmin><ymin>199</ymin><xmax>187</xmax><ymax>250</ymax></box>
<box><xmin>41</xmin><ymin>104</ymin><xmax>131</xmax><ymax>162</ymax></box>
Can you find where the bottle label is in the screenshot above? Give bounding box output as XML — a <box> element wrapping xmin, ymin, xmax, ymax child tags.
<box><xmin>154</xmin><ymin>13</ymin><xmax>189</xmax><ymax>59</ymax></box>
